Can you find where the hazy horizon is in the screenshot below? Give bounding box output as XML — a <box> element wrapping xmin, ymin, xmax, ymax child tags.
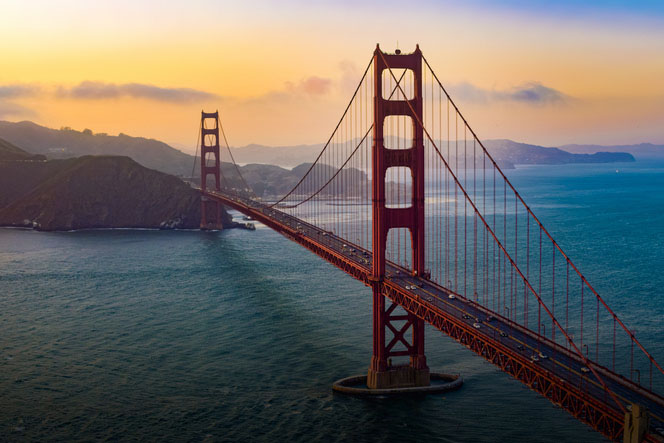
<box><xmin>3</xmin><ymin>118</ymin><xmax>663</xmax><ymax>160</ymax></box>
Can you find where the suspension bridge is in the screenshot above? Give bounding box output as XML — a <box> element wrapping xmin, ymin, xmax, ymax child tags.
<box><xmin>194</xmin><ymin>45</ymin><xmax>664</xmax><ymax>442</ymax></box>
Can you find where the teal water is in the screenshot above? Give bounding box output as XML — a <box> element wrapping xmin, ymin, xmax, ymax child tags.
<box><xmin>1</xmin><ymin>160</ymin><xmax>663</xmax><ymax>442</ymax></box>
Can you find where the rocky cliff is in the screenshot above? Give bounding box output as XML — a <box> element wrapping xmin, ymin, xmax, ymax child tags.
<box><xmin>0</xmin><ymin>121</ymin><xmax>192</xmax><ymax>176</ymax></box>
<box><xmin>0</xmin><ymin>155</ymin><xmax>232</xmax><ymax>231</ymax></box>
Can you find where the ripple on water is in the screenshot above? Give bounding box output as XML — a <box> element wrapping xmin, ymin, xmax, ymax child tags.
<box><xmin>2</xmin><ymin>161</ymin><xmax>664</xmax><ymax>441</ymax></box>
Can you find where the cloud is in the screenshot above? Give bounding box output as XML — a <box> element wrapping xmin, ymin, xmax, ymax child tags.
<box><xmin>339</xmin><ymin>60</ymin><xmax>361</xmax><ymax>94</ymax></box>
<box><xmin>450</xmin><ymin>82</ymin><xmax>491</xmax><ymax>103</ymax></box>
<box><xmin>285</xmin><ymin>76</ymin><xmax>332</xmax><ymax>96</ymax></box>
<box><xmin>241</xmin><ymin>75</ymin><xmax>334</xmax><ymax>106</ymax></box>
<box><xmin>449</xmin><ymin>81</ymin><xmax>569</xmax><ymax>105</ymax></box>
<box><xmin>56</xmin><ymin>81</ymin><xmax>218</xmax><ymax>102</ymax></box>
<box><xmin>500</xmin><ymin>82</ymin><xmax>567</xmax><ymax>104</ymax></box>
<box><xmin>0</xmin><ymin>101</ymin><xmax>36</xmax><ymax>118</ymax></box>
<box><xmin>0</xmin><ymin>84</ymin><xmax>41</xmax><ymax>99</ymax></box>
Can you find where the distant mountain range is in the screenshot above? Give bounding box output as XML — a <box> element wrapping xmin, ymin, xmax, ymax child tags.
<box><xmin>1</xmin><ymin>121</ymin><xmax>657</xmax><ymax>177</ymax></box>
<box><xmin>223</xmin><ymin>139</ymin><xmax>647</xmax><ymax>168</ymax></box>
<box><xmin>0</xmin><ymin>119</ymin><xmax>659</xmax><ymax>230</ymax></box>
<box><xmin>560</xmin><ymin>143</ymin><xmax>664</xmax><ymax>158</ymax></box>
<box><xmin>0</xmin><ymin>120</ymin><xmax>193</xmax><ymax>176</ymax></box>
<box><xmin>481</xmin><ymin>139</ymin><xmax>636</xmax><ymax>167</ymax></box>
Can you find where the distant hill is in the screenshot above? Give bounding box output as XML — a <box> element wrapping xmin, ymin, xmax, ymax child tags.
<box><xmin>482</xmin><ymin>139</ymin><xmax>635</xmax><ymax>165</ymax></box>
<box><xmin>559</xmin><ymin>143</ymin><xmax>664</xmax><ymax>159</ymax></box>
<box><xmin>238</xmin><ymin>163</ymin><xmax>302</xmax><ymax>197</ymax></box>
<box><xmin>0</xmin><ymin>120</ymin><xmax>643</xmax><ymax>186</ymax></box>
<box><xmin>233</xmin><ymin>162</ymin><xmax>405</xmax><ymax>199</ymax></box>
<box><xmin>0</xmin><ymin>136</ymin><xmax>46</xmax><ymax>161</ymax></box>
<box><xmin>215</xmin><ymin>162</ymin><xmax>365</xmax><ymax>198</ymax></box>
<box><xmin>231</xmin><ymin>138</ymin><xmax>636</xmax><ymax>168</ymax></box>
<box><xmin>0</xmin><ymin>121</ymin><xmax>194</xmax><ymax>176</ymax></box>
<box><xmin>0</xmin><ymin>155</ymin><xmax>232</xmax><ymax>231</ymax></box>
<box><xmin>232</xmin><ymin>143</ymin><xmax>324</xmax><ymax>168</ymax></box>
<box><xmin>0</xmin><ymin>121</ymin><xmax>648</xmax><ymax>229</ymax></box>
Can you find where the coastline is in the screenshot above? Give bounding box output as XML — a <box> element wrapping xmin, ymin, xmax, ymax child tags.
<box><xmin>0</xmin><ymin>221</ymin><xmax>254</xmax><ymax>233</ymax></box>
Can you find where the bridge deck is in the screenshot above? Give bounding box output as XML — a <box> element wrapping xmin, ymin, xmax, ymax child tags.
<box><xmin>205</xmin><ymin>189</ymin><xmax>664</xmax><ymax>441</ymax></box>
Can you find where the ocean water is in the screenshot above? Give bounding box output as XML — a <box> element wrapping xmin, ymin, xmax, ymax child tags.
<box><xmin>1</xmin><ymin>160</ymin><xmax>663</xmax><ymax>442</ymax></box>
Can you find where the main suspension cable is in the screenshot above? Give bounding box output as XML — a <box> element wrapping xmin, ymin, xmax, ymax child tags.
<box><xmin>379</xmin><ymin>49</ymin><xmax>627</xmax><ymax>412</ymax></box>
<box><xmin>268</xmin><ymin>56</ymin><xmax>374</xmax><ymax>208</ymax></box>
<box><xmin>271</xmin><ymin>67</ymin><xmax>408</xmax><ymax>209</ymax></box>
<box><xmin>217</xmin><ymin>114</ymin><xmax>256</xmax><ymax>198</ymax></box>
<box><xmin>420</xmin><ymin>54</ymin><xmax>664</xmax><ymax>381</ymax></box>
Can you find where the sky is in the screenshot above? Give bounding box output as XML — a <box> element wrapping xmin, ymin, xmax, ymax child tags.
<box><xmin>1</xmin><ymin>0</ymin><xmax>663</xmax><ymax>152</ymax></box>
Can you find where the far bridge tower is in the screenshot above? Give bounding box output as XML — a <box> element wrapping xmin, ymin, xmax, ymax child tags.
<box><xmin>200</xmin><ymin>111</ymin><xmax>223</xmax><ymax>230</ymax></box>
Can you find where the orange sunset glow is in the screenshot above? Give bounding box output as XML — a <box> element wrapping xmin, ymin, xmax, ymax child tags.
<box><xmin>1</xmin><ymin>1</ymin><xmax>663</xmax><ymax>151</ymax></box>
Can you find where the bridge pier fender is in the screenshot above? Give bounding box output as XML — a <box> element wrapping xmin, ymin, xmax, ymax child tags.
<box><xmin>367</xmin><ymin>364</ymin><xmax>430</xmax><ymax>390</ymax></box>
<box><xmin>333</xmin><ymin>372</ymin><xmax>462</xmax><ymax>396</ymax></box>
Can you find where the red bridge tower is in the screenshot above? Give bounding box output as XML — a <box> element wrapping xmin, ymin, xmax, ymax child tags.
<box><xmin>368</xmin><ymin>45</ymin><xmax>429</xmax><ymax>389</ymax></box>
<box><xmin>200</xmin><ymin>111</ymin><xmax>223</xmax><ymax>230</ymax></box>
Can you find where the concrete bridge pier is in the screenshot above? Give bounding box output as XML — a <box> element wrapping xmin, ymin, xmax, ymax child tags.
<box><xmin>623</xmin><ymin>404</ymin><xmax>651</xmax><ymax>443</ymax></box>
<box><xmin>367</xmin><ymin>281</ymin><xmax>430</xmax><ymax>390</ymax></box>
